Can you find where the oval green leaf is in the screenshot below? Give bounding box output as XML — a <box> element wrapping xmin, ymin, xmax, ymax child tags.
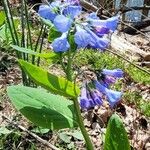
<box><xmin>104</xmin><ymin>114</ymin><xmax>131</xmax><ymax>150</ymax></box>
<box><xmin>18</xmin><ymin>60</ymin><xmax>80</xmax><ymax>98</ymax></box>
<box><xmin>7</xmin><ymin>85</ymin><xmax>78</xmax><ymax>130</ymax></box>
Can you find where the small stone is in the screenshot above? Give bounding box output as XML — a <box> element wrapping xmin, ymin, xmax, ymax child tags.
<box><xmin>92</xmin><ymin>122</ymin><xmax>101</xmax><ymax>130</ymax></box>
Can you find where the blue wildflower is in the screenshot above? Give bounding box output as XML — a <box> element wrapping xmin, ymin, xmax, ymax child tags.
<box><xmin>90</xmin><ymin>90</ymin><xmax>103</xmax><ymax>106</ymax></box>
<box><xmin>74</xmin><ymin>26</ymin><xmax>91</xmax><ymax>48</ymax></box>
<box><xmin>88</xmin><ymin>16</ymin><xmax>119</xmax><ymax>32</ymax></box>
<box><xmin>79</xmin><ymin>83</ymin><xmax>103</xmax><ymax>109</ymax></box>
<box><xmin>87</xmin><ymin>12</ymin><xmax>99</xmax><ymax>20</ymax></box>
<box><xmin>102</xmin><ymin>69</ymin><xmax>124</xmax><ymax>78</ymax></box>
<box><xmin>51</xmin><ymin>32</ymin><xmax>70</xmax><ymax>52</ymax></box>
<box><xmin>99</xmin><ymin>69</ymin><xmax>124</xmax><ymax>87</ymax></box>
<box><xmin>94</xmin><ymin>80</ymin><xmax>122</xmax><ymax>107</ymax></box>
<box><xmin>38</xmin><ymin>2</ymin><xmax>60</xmax><ymax>22</ymax></box>
<box><xmin>64</xmin><ymin>0</ymin><xmax>80</xmax><ymax>5</ymax></box>
<box><xmin>87</xmin><ymin>29</ymin><xmax>109</xmax><ymax>50</ymax></box>
<box><xmin>79</xmin><ymin>85</ymin><xmax>91</xmax><ymax>109</ymax></box>
<box><xmin>63</xmin><ymin>5</ymin><xmax>82</xmax><ymax>19</ymax></box>
<box><xmin>53</xmin><ymin>15</ymin><xmax>73</xmax><ymax>32</ymax></box>
<box><xmin>93</xmin><ymin>26</ymin><xmax>110</xmax><ymax>37</ymax></box>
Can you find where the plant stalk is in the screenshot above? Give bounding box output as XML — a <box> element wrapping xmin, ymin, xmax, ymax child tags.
<box><xmin>65</xmin><ymin>50</ymin><xmax>94</xmax><ymax>150</ymax></box>
<box><xmin>66</xmin><ymin>49</ymin><xmax>73</xmax><ymax>81</ymax></box>
<box><xmin>73</xmin><ymin>99</ymin><xmax>94</xmax><ymax>150</ymax></box>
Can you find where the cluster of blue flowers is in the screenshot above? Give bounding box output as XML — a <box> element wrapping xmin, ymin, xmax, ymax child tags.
<box><xmin>38</xmin><ymin>0</ymin><xmax>119</xmax><ymax>52</ymax></box>
<box><xmin>38</xmin><ymin>0</ymin><xmax>123</xmax><ymax>109</ymax></box>
<box><xmin>80</xmin><ymin>69</ymin><xmax>124</xmax><ymax>109</ymax></box>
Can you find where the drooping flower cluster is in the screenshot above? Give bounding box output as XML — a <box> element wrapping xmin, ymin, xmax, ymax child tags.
<box><xmin>79</xmin><ymin>69</ymin><xmax>124</xmax><ymax>109</ymax></box>
<box><xmin>38</xmin><ymin>0</ymin><xmax>119</xmax><ymax>52</ymax></box>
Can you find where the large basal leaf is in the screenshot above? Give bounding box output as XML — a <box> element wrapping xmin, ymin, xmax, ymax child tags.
<box><xmin>11</xmin><ymin>45</ymin><xmax>59</xmax><ymax>59</ymax></box>
<box><xmin>104</xmin><ymin>114</ymin><xmax>131</xmax><ymax>150</ymax></box>
<box><xmin>7</xmin><ymin>85</ymin><xmax>78</xmax><ymax>130</ymax></box>
<box><xmin>19</xmin><ymin>60</ymin><xmax>80</xmax><ymax>98</ymax></box>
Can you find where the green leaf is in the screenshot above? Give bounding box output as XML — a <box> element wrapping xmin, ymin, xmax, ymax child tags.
<box><xmin>104</xmin><ymin>114</ymin><xmax>131</xmax><ymax>150</ymax></box>
<box><xmin>68</xmin><ymin>32</ymin><xmax>77</xmax><ymax>52</ymax></box>
<box><xmin>0</xmin><ymin>24</ymin><xmax>6</xmax><ymax>40</ymax></box>
<box><xmin>0</xmin><ymin>11</ymin><xmax>5</xmax><ymax>26</ymax></box>
<box><xmin>48</xmin><ymin>27</ymin><xmax>62</xmax><ymax>42</ymax></box>
<box><xmin>11</xmin><ymin>45</ymin><xmax>59</xmax><ymax>59</ymax></box>
<box><xmin>31</xmin><ymin>127</ymin><xmax>50</xmax><ymax>134</ymax></box>
<box><xmin>7</xmin><ymin>85</ymin><xmax>78</xmax><ymax>130</ymax></box>
<box><xmin>59</xmin><ymin>132</ymin><xmax>71</xmax><ymax>143</ymax></box>
<box><xmin>68</xmin><ymin>131</ymin><xmax>84</xmax><ymax>141</ymax></box>
<box><xmin>0</xmin><ymin>127</ymin><xmax>12</xmax><ymax>135</ymax></box>
<box><xmin>40</xmin><ymin>17</ymin><xmax>53</xmax><ymax>27</ymax></box>
<box><xmin>18</xmin><ymin>60</ymin><xmax>80</xmax><ymax>98</ymax></box>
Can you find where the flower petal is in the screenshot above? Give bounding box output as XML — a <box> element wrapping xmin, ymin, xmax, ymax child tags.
<box><xmin>102</xmin><ymin>69</ymin><xmax>124</xmax><ymax>78</ymax></box>
<box><xmin>89</xmin><ymin>16</ymin><xmax>119</xmax><ymax>31</ymax></box>
<box><xmin>74</xmin><ymin>26</ymin><xmax>91</xmax><ymax>48</ymax></box>
<box><xmin>105</xmin><ymin>89</ymin><xmax>122</xmax><ymax>107</ymax></box>
<box><xmin>63</xmin><ymin>5</ymin><xmax>82</xmax><ymax>19</ymax></box>
<box><xmin>51</xmin><ymin>33</ymin><xmax>70</xmax><ymax>52</ymax></box>
<box><xmin>64</xmin><ymin>0</ymin><xmax>80</xmax><ymax>5</ymax></box>
<box><xmin>53</xmin><ymin>15</ymin><xmax>72</xmax><ymax>32</ymax></box>
<box><xmin>94</xmin><ymin>27</ymin><xmax>110</xmax><ymax>37</ymax></box>
<box><xmin>90</xmin><ymin>91</ymin><xmax>103</xmax><ymax>105</ymax></box>
<box><xmin>94</xmin><ymin>80</ymin><xmax>122</xmax><ymax>107</ymax></box>
<box><xmin>38</xmin><ymin>5</ymin><xmax>57</xmax><ymax>21</ymax></box>
<box><xmin>87</xmin><ymin>12</ymin><xmax>99</xmax><ymax>20</ymax></box>
<box><xmin>87</xmin><ymin>29</ymin><xmax>109</xmax><ymax>50</ymax></box>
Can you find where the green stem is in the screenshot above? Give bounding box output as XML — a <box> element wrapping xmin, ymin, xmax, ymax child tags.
<box><xmin>6</xmin><ymin>0</ymin><xmax>19</xmax><ymax>46</ymax></box>
<box><xmin>73</xmin><ymin>99</ymin><xmax>94</xmax><ymax>150</ymax></box>
<box><xmin>59</xmin><ymin>53</ymin><xmax>66</xmax><ymax>72</ymax></box>
<box><xmin>66</xmin><ymin>49</ymin><xmax>73</xmax><ymax>81</ymax></box>
<box><xmin>64</xmin><ymin>50</ymin><xmax>94</xmax><ymax>149</ymax></box>
<box><xmin>37</xmin><ymin>25</ymin><xmax>46</xmax><ymax>66</ymax></box>
<box><xmin>2</xmin><ymin>0</ymin><xmax>16</xmax><ymax>44</ymax></box>
<box><xmin>24</xmin><ymin>0</ymin><xmax>33</xmax><ymax>50</ymax></box>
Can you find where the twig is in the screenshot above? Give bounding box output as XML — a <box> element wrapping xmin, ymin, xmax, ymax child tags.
<box><xmin>116</xmin><ymin>5</ymin><xmax>150</xmax><ymax>14</ymax></box>
<box><xmin>80</xmin><ymin>0</ymin><xmax>97</xmax><ymax>12</ymax></box>
<box><xmin>106</xmin><ymin>49</ymin><xmax>150</xmax><ymax>75</ymax></box>
<box><xmin>2</xmin><ymin>115</ymin><xmax>60</xmax><ymax>150</ymax></box>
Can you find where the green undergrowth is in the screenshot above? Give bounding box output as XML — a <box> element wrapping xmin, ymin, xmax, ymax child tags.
<box><xmin>74</xmin><ymin>49</ymin><xmax>150</xmax><ymax>116</ymax></box>
<box><xmin>74</xmin><ymin>49</ymin><xmax>150</xmax><ymax>84</ymax></box>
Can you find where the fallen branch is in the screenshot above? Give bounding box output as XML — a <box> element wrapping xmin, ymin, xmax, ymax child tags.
<box><xmin>106</xmin><ymin>49</ymin><xmax>150</xmax><ymax>75</ymax></box>
<box><xmin>2</xmin><ymin>115</ymin><xmax>60</xmax><ymax>150</ymax></box>
<box><xmin>116</xmin><ymin>5</ymin><xmax>150</xmax><ymax>14</ymax></box>
<box><xmin>121</xmin><ymin>19</ymin><xmax>150</xmax><ymax>35</ymax></box>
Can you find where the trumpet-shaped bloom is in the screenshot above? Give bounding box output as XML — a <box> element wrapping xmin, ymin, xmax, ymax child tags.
<box><xmin>79</xmin><ymin>84</ymin><xmax>103</xmax><ymax>109</ymax></box>
<box><xmin>38</xmin><ymin>2</ymin><xmax>60</xmax><ymax>22</ymax></box>
<box><xmin>64</xmin><ymin>0</ymin><xmax>80</xmax><ymax>5</ymax></box>
<box><xmin>51</xmin><ymin>33</ymin><xmax>70</xmax><ymax>52</ymax></box>
<box><xmin>88</xmin><ymin>16</ymin><xmax>119</xmax><ymax>31</ymax></box>
<box><xmin>79</xmin><ymin>86</ymin><xmax>91</xmax><ymax>109</ymax></box>
<box><xmin>53</xmin><ymin>15</ymin><xmax>72</xmax><ymax>32</ymax></box>
<box><xmin>94</xmin><ymin>27</ymin><xmax>110</xmax><ymax>37</ymax></box>
<box><xmin>87</xmin><ymin>29</ymin><xmax>109</xmax><ymax>50</ymax></box>
<box><xmin>101</xmin><ymin>75</ymin><xmax>116</xmax><ymax>88</ymax></box>
<box><xmin>100</xmin><ymin>69</ymin><xmax>124</xmax><ymax>87</ymax></box>
<box><xmin>63</xmin><ymin>5</ymin><xmax>82</xmax><ymax>19</ymax></box>
<box><xmin>87</xmin><ymin>12</ymin><xmax>99</xmax><ymax>20</ymax></box>
<box><xmin>102</xmin><ymin>69</ymin><xmax>124</xmax><ymax>78</ymax></box>
<box><xmin>94</xmin><ymin>80</ymin><xmax>122</xmax><ymax>107</ymax></box>
<box><xmin>105</xmin><ymin>88</ymin><xmax>122</xmax><ymax>107</ymax></box>
<box><xmin>74</xmin><ymin>26</ymin><xmax>91</xmax><ymax>48</ymax></box>
<box><xmin>90</xmin><ymin>90</ymin><xmax>103</xmax><ymax>105</ymax></box>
